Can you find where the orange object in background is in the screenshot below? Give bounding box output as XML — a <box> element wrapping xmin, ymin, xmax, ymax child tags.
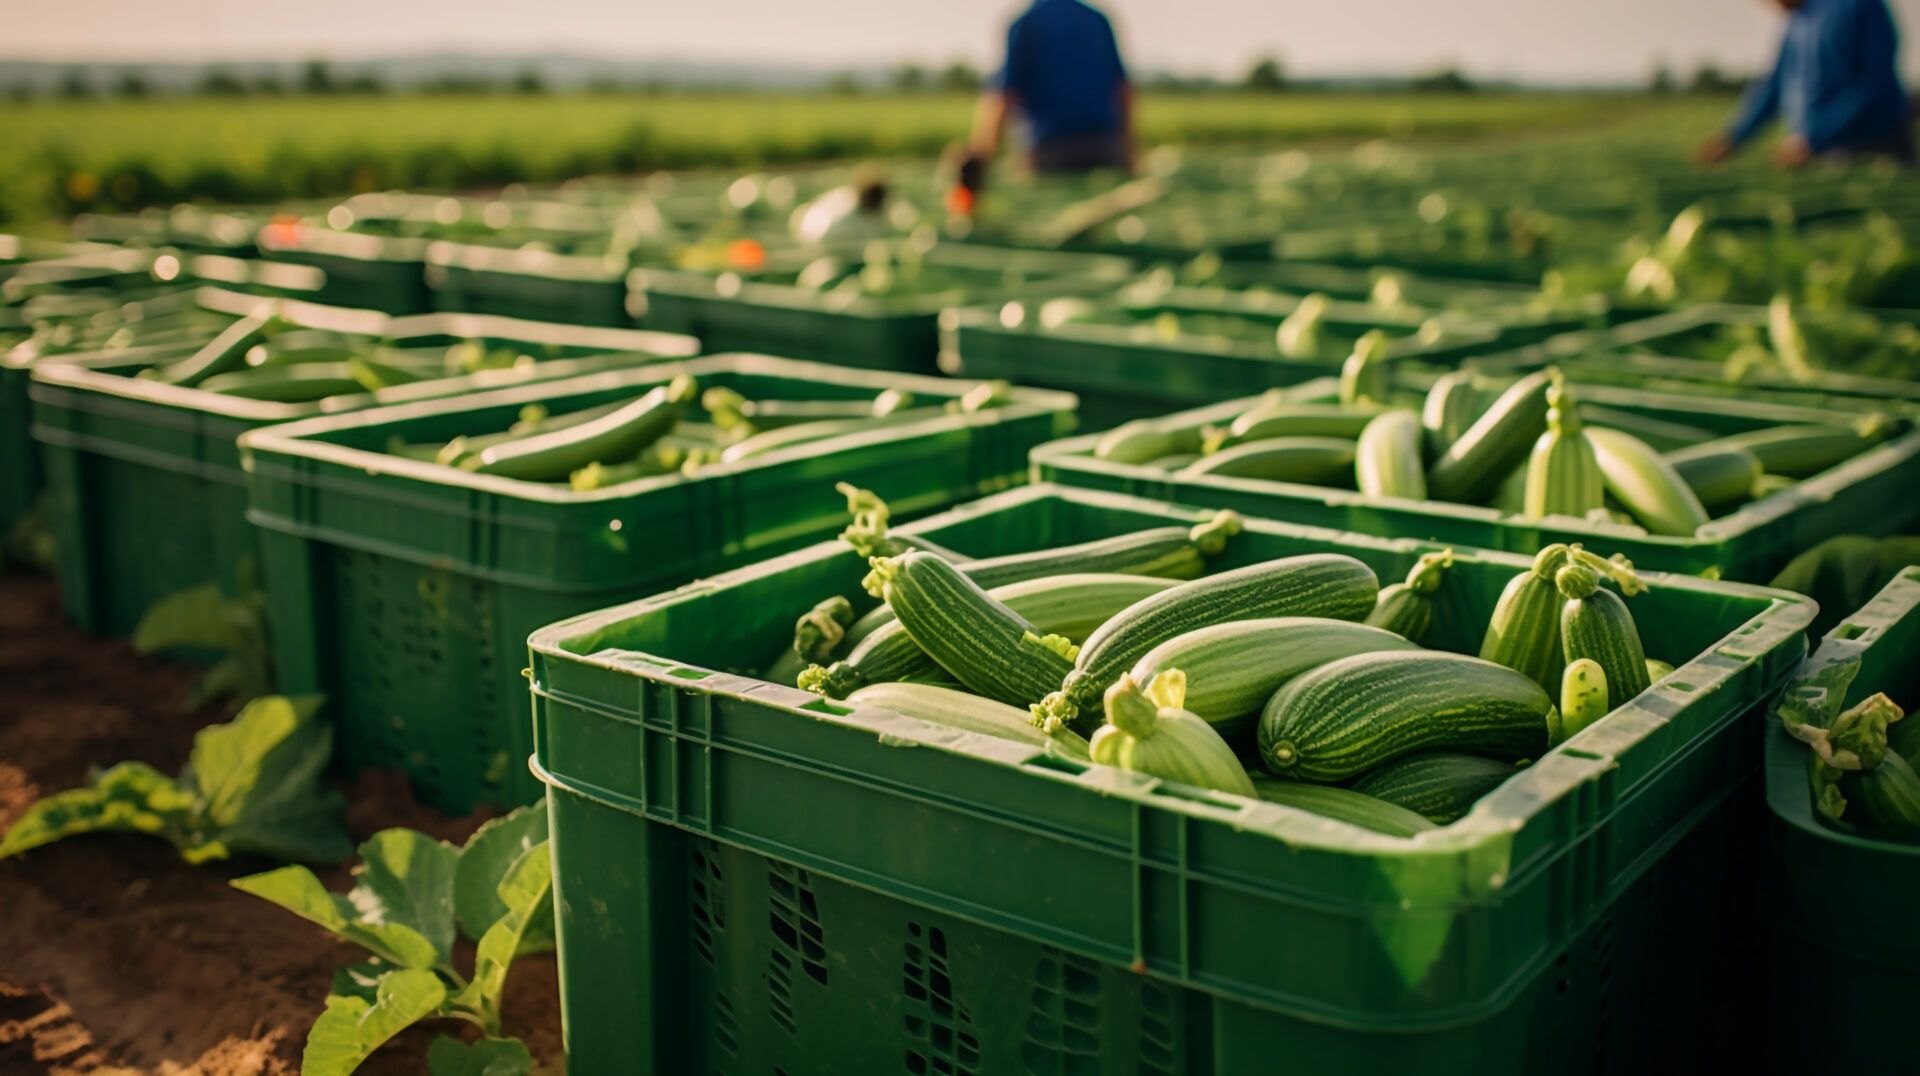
<box><xmin>263</xmin><ymin>213</ymin><xmax>303</xmax><ymax>247</ymax></box>
<box><xmin>946</xmin><ymin>185</ymin><xmax>976</xmax><ymax>216</ymax></box>
<box><xmin>727</xmin><ymin>238</ymin><xmax>767</xmax><ymax>270</ymax></box>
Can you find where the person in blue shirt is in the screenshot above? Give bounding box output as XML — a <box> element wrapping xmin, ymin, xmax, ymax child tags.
<box><xmin>965</xmin><ymin>0</ymin><xmax>1135</xmax><ymax>182</ymax></box>
<box><xmin>1699</xmin><ymin>0</ymin><xmax>1914</xmax><ymax>167</ymax></box>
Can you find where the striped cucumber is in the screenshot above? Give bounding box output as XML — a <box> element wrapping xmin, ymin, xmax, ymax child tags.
<box><xmin>1258</xmin><ymin>650</ymin><xmax>1556</xmax><ymax>781</ymax></box>
<box><xmin>1179</xmin><ymin>437</ymin><xmax>1358</xmax><ymax>486</ymax></box>
<box><xmin>803</xmin><ymin>574</ymin><xmax>1181</xmax><ymax>698</ymax></box>
<box><xmin>1087</xmin><ymin>671</ymin><xmax>1256</xmax><ymax>796</ymax></box>
<box><xmin>1664</xmin><ymin>442</ymin><xmax>1764</xmax><ymax>513</ymax></box>
<box><xmin>1037</xmin><ymin>554</ymin><xmax>1380</xmax><ymax>733</ymax></box>
<box><xmin>1523</xmin><ymin>377</ymin><xmax>1604</xmax><ymax>520</ymax></box>
<box><xmin>1839</xmin><ymin>751</ymin><xmax>1920</xmax><ymax>835</ymax></box>
<box><xmin>865</xmin><ymin>552</ymin><xmax>1077</xmax><ymax>708</ymax></box>
<box><xmin>1349</xmin><ymin>753</ymin><xmax>1520</xmax><ymax>825</ymax></box>
<box><xmin>1355</xmin><ymin>409</ymin><xmax>1428</xmax><ymax>500</ymax></box>
<box><xmin>847</xmin><ymin>682</ymin><xmax>1091</xmax><ymax>760</ymax></box>
<box><xmin>470</xmin><ymin>375</ymin><xmax>695</xmax><ymax>481</ymax></box>
<box><xmin>1427</xmin><ymin>369</ymin><xmax>1554</xmax><ymax>505</ymax></box>
<box><xmin>1479</xmin><ymin>543</ymin><xmax>1576</xmax><ymax>690</ymax></box>
<box><xmin>1095</xmin><ymin>419</ymin><xmax>1203</xmax><ymax>465</ymax></box>
<box><xmin>1559</xmin><ymin>658</ymin><xmax>1610</xmax><ymax>740</ymax></box>
<box><xmin>199</xmin><ymin>363</ymin><xmax>364</xmax><ymax>402</ymax></box>
<box><xmin>1249</xmin><ymin>777</ymin><xmax>1437</xmax><ymax>836</ymax></box>
<box><xmin>1203</xmin><ymin>403</ymin><xmax>1382</xmax><ymax>454</ymax></box>
<box><xmin>1337</xmin><ymin>330</ymin><xmax>1392</xmax><ymax>407</ymax></box>
<box><xmin>1585</xmin><ymin>426</ymin><xmax>1711</xmax><ymax>536</ymax></box>
<box><xmin>1421</xmin><ymin>370</ymin><xmax>1485</xmax><ymax>460</ymax></box>
<box><xmin>1365</xmin><ymin>550</ymin><xmax>1452</xmax><ymax>644</ymax></box>
<box><xmin>1705</xmin><ymin>421</ymin><xmax>1895</xmax><ymax>480</ymax></box>
<box><xmin>1126</xmin><ymin>617</ymin><xmax>1421</xmax><ymax>738</ymax></box>
<box><xmin>1558</xmin><ymin>556</ymin><xmax>1651</xmax><ymax>709</ymax></box>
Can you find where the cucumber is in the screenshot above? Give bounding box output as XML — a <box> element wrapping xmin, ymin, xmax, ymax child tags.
<box><xmin>1365</xmin><ymin>550</ymin><xmax>1452</xmax><ymax>644</ymax></box>
<box><xmin>1705</xmin><ymin>422</ymin><xmax>1892</xmax><ymax>480</ymax></box>
<box><xmin>1427</xmin><ymin>369</ymin><xmax>1553</xmax><ymax>505</ymax></box>
<box><xmin>1088</xmin><ymin>671</ymin><xmax>1256</xmax><ymax>796</ymax></box>
<box><xmin>1257</xmin><ymin>651</ymin><xmax>1556</xmax><ymax>782</ymax></box>
<box><xmin>1204</xmin><ymin>403</ymin><xmax>1382</xmax><ymax>453</ymax></box>
<box><xmin>1179</xmin><ymin>437</ymin><xmax>1358</xmax><ymax>486</ymax></box>
<box><xmin>1523</xmin><ymin>378</ymin><xmax>1604</xmax><ymax>520</ymax></box>
<box><xmin>1421</xmin><ymin>370</ymin><xmax>1485</xmax><ymax>460</ymax></box>
<box><xmin>1355</xmin><ymin>410</ymin><xmax>1427</xmax><ymax>500</ymax></box>
<box><xmin>1559</xmin><ymin>658</ymin><xmax>1610</xmax><ymax>740</ymax></box>
<box><xmin>198</xmin><ymin>363</ymin><xmax>364</xmax><ymax>402</ymax></box>
<box><xmin>866</xmin><ymin>551</ymin><xmax>1077</xmax><ymax>708</ymax></box>
<box><xmin>1095</xmin><ymin>419</ymin><xmax>1203</xmax><ymax>464</ymax></box>
<box><xmin>1839</xmin><ymin>751</ymin><xmax>1920</xmax><ymax>835</ymax></box>
<box><xmin>1125</xmin><ymin>617</ymin><xmax>1421</xmax><ymax>739</ymax></box>
<box><xmin>153</xmin><ymin>311</ymin><xmax>272</xmax><ymax>387</ymax></box>
<box><xmin>847</xmin><ymin>682</ymin><xmax>1092</xmax><ymax>760</ymax></box>
<box><xmin>1479</xmin><ymin>544</ymin><xmax>1575</xmax><ymax>691</ymax></box>
<box><xmin>1557</xmin><ymin>560</ymin><xmax>1651</xmax><ymax>709</ymax></box>
<box><xmin>469</xmin><ymin>375</ymin><xmax>695</xmax><ymax>481</ymax></box>
<box><xmin>1585</xmin><ymin>426</ymin><xmax>1711</xmax><ymax>536</ymax></box>
<box><xmin>1337</xmin><ymin>330</ymin><xmax>1392</xmax><ymax>407</ymax></box>
<box><xmin>1348</xmin><ymin>753</ymin><xmax>1520</xmax><ymax>825</ymax></box>
<box><xmin>802</xmin><ymin>573</ymin><xmax>1180</xmax><ymax>698</ymax></box>
<box><xmin>1037</xmin><ymin>553</ymin><xmax>1380</xmax><ymax>733</ymax></box>
<box><xmin>1249</xmin><ymin>777</ymin><xmax>1437</xmax><ymax>836</ymax></box>
<box><xmin>704</xmin><ymin>387</ymin><xmax>913</xmax><ymax>431</ymax></box>
<box><xmin>1664</xmin><ymin>442</ymin><xmax>1764</xmax><ymax>513</ymax></box>
<box><xmin>718</xmin><ymin>406</ymin><xmax>951</xmax><ymax>463</ymax></box>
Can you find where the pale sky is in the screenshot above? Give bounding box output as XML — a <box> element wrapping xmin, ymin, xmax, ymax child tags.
<box><xmin>5</xmin><ymin>0</ymin><xmax>1920</xmax><ymax>84</ymax></box>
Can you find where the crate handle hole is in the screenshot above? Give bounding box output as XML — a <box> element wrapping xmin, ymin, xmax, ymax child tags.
<box><xmin>1561</xmin><ymin>748</ymin><xmax>1604</xmax><ymax>761</ymax></box>
<box><xmin>1830</xmin><ymin>623</ymin><xmax>1868</xmax><ymax>641</ymax></box>
<box><xmin>1026</xmin><ymin>754</ymin><xmax>1088</xmax><ymax>776</ymax></box>
<box><xmin>799</xmin><ymin>698</ymin><xmax>853</xmax><ymax>718</ymax></box>
<box><xmin>667</xmin><ymin>666</ymin><xmax>711</xmax><ymax>681</ymax></box>
<box><xmin>1149</xmin><ymin>781</ymin><xmax>1246</xmax><ymax>809</ymax></box>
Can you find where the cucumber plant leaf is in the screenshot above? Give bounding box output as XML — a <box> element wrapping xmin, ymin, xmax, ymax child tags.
<box><xmin>230</xmin><ymin>864</ymin><xmax>443</xmax><ymax>970</ymax></box>
<box><xmin>425</xmin><ymin>1035</ymin><xmax>534</xmax><ymax>1076</ymax></box>
<box><xmin>330</xmin><ymin>962</ymin><xmax>390</xmax><ymax>1006</ymax></box>
<box><xmin>349</xmin><ymin>829</ymin><xmax>461</xmax><ymax>968</ymax></box>
<box><xmin>300</xmin><ymin>968</ymin><xmax>447</xmax><ymax>1076</ymax></box>
<box><xmin>453</xmin><ymin>842</ymin><xmax>553</xmax><ymax>1034</ymax></box>
<box><xmin>0</xmin><ymin>762</ymin><xmax>193</xmax><ymax>858</ymax></box>
<box><xmin>453</xmin><ymin>801</ymin><xmax>553</xmax><ymax>951</ymax></box>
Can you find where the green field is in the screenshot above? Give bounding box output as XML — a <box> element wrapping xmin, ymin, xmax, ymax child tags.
<box><xmin>0</xmin><ymin>92</ymin><xmax>1727</xmax><ymax>228</ymax></box>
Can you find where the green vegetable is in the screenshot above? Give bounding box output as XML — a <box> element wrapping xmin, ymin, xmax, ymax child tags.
<box><xmin>848</xmin><ymin>682</ymin><xmax>1091</xmax><ymax>759</ymax></box>
<box><xmin>1037</xmin><ymin>553</ymin><xmax>1380</xmax><ymax>733</ymax></box>
<box><xmin>1204</xmin><ymin>402</ymin><xmax>1381</xmax><ymax>454</ymax></box>
<box><xmin>1088</xmin><ymin>670</ymin><xmax>1256</xmax><ymax>796</ymax></box>
<box><xmin>1337</xmin><ymin>329</ymin><xmax>1392</xmax><ymax>406</ymax></box>
<box><xmin>1355</xmin><ymin>409</ymin><xmax>1428</xmax><ymax>500</ymax></box>
<box><xmin>469</xmin><ymin>375</ymin><xmax>695</xmax><ymax>481</ymax></box>
<box><xmin>1095</xmin><ymin>418</ymin><xmax>1203</xmax><ymax>464</ymax></box>
<box><xmin>1585</xmin><ymin>426</ymin><xmax>1711</xmax><ymax>536</ymax></box>
<box><xmin>1708</xmin><ymin>421</ymin><xmax>1893</xmax><ymax>480</ymax></box>
<box><xmin>1420</xmin><ymin>370</ymin><xmax>1484</xmax><ymax>459</ymax></box>
<box><xmin>1479</xmin><ymin>543</ymin><xmax>1575</xmax><ymax>691</ymax></box>
<box><xmin>1257</xmin><ymin>650</ymin><xmax>1557</xmax><ymax>782</ymax></box>
<box><xmin>1523</xmin><ymin>377</ymin><xmax>1604</xmax><ymax>520</ymax></box>
<box><xmin>1274</xmin><ymin>292</ymin><xmax>1331</xmax><ymax>359</ymax></box>
<box><xmin>864</xmin><ymin>551</ymin><xmax>1078</xmax><ymax>708</ymax></box>
<box><xmin>1663</xmin><ymin>442</ymin><xmax>1764</xmax><ymax>513</ymax></box>
<box><xmin>1365</xmin><ymin>550</ymin><xmax>1453</xmax><ymax>644</ymax></box>
<box><xmin>1349</xmin><ymin>753</ymin><xmax>1520</xmax><ymax>825</ymax></box>
<box><xmin>154</xmin><ymin>311</ymin><xmax>273</xmax><ymax>387</ymax></box>
<box><xmin>1559</xmin><ymin>658</ymin><xmax>1610</xmax><ymax>740</ymax></box>
<box><xmin>1125</xmin><ymin>616</ymin><xmax>1421</xmax><ymax>738</ymax></box>
<box><xmin>199</xmin><ymin>363</ymin><xmax>364</xmax><ymax>402</ymax></box>
<box><xmin>1250</xmin><ymin>777</ymin><xmax>1438</xmax><ymax>836</ymax></box>
<box><xmin>1179</xmin><ymin>436</ymin><xmax>1358</xmax><ymax>486</ymax></box>
<box><xmin>1427</xmin><ymin>369</ymin><xmax>1553</xmax><ymax>505</ymax></box>
<box><xmin>1557</xmin><ymin>555</ymin><xmax>1652</xmax><ymax>709</ymax></box>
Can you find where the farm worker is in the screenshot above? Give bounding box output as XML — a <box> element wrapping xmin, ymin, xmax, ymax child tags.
<box><xmin>1698</xmin><ymin>0</ymin><xmax>1914</xmax><ymax>167</ymax></box>
<box><xmin>962</xmin><ymin>0</ymin><xmax>1135</xmax><ymax>189</ymax></box>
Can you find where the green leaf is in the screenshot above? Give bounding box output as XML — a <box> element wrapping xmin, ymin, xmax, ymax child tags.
<box><xmin>452</xmin><ymin>842</ymin><xmax>552</xmax><ymax>1033</ymax></box>
<box><xmin>133</xmin><ymin>582</ymin><xmax>244</xmax><ymax>655</ymax></box>
<box><xmin>425</xmin><ymin>1035</ymin><xmax>534</xmax><ymax>1076</ymax></box>
<box><xmin>301</xmin><ymin>968</ymin><xmax>447</xmax><ymax>1076</ymax></box>
<box><xmin>0</xmin><ymin>762</ymin><xmax>194</xmax><ymax>859</ymax></box>
<box><xmin>183</xmin><ymin>695</ymin><xmax>351</xmax><ymax>864</ymax></box>
<box><xmin>455</xmin><ymin>802</ymin><xmax>550</xmax><ymax>944</ymax></box>
<box><xmin>231</xmin><ymin>865</ymin><xmax>441</xmax><ymax>970</ymax></box>
<box><xmin>330</xmin><ymin>962</ymin><xmax>389</xmax><ymax>1005</ymax></box>
<box><xmin>349</xmin><ymin>829</ymin><xmax>461</xmax><ymax>967</ymax></box>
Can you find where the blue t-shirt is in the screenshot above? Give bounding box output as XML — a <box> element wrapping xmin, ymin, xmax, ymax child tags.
<box><xmin>992</xmin><ymin>0</ymin><xmax>1129</xmax><ymax>147</ymax></box>
<box><xmin>1727</xmin><ymin>0</ymin><xmax>1911</xmax><ymax>152</ymax></box>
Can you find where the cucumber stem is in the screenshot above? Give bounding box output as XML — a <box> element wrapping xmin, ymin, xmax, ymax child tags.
<box><xmin>793</xmin><ymin>596</ymin><xmax>855</xmax><ymax>663</ymax></box>
<box><xmin>1103</xmin><ymin>673</ymin><xmax>1161</xmax><ymax>739</ymax></box>
<box><xmin>1188</xmin><ymin>509</ymin><xmax>1244</xmax><ymax>557</ymax></box>
<box><xmin>1545</xmin><ymin>372</ymin><xmax>1584</xmax><ymax>437</ymax></box>
<box><xmin>1797</xmin><ymin>692</ymin><xmax>1907</xmax><ymax>771</ymax></box>
<box><xmin>861</xmin><ymin>555</ymin><xmax>903</xmax><ymax>599</ymax></box>
<box><xmin>1405</xmin><ymin>549</ymin><xmax>1454</xmax><ymax>595</ymax></box>
<box><xmin>798</xmin><ymin>662</ymin><xmax>862</xmax><ymax>698</ymax></box>
<box><xmin>1555</xmin><ymin>562</ymin><xmax>1600</xmax><ymax>602</ymax></box>
<box><xmin>702</xmin><ymin>387</ymin><xmax>753</xmax><ymax>431</ymax></box>
<box><xmin>1568</xmin><ymin>548</ymin><xmax>1646</xmax><ymax>596</ymax></box>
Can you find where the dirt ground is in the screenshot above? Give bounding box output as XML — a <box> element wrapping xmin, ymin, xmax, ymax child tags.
<box><xmin>0</xmin><ymin>571</ymin><xmax>565</xmax><ymax>1075</ymax></box>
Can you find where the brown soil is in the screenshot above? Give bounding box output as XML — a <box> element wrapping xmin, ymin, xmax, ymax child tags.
<box><xmin>0</xmin><ymin>572</ymin><xmax>564</xmax><ymax>1075</ymax></box>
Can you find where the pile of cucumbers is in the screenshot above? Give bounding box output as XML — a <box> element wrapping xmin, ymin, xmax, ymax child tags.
<box><xmin>771</xmin><ymin>491</ymin><xmax>1673</xmax><ymax>836</ymax></box>
<box><xmin>384</xmin><ymin>381</ymin><xmax>1010</xmax><ymax>490</ymax></box>
<box><xmin>1094</xmin><ymin>356</ymin><xmax>1906</xmax><ymax>539</ymax></box>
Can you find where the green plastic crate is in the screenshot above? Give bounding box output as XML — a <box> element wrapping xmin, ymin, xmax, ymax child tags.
<box><xmin>1033</xmin><ymin>383</ymin><xmax>1920</xmax><ymax>583</ymax></box>
<box><xmin>1763</xmin><ymin>566</ymin><xmax>1920</xmax><ymax>1071</ymax></box>
<box><xmin>241</xmin><ymin>357</ymin><xmax>1075</xmax><ymax>813</ymax></box>
<box><xmin>255</xmin><ymin>223</ymin><xmax>433</xmax><ymax>314</ymax></box>
<box><xmin>632</xmin><ymin>243</ymin><xmax>1134</xmax><ymax>374</ymax></box>
<box><xmin>942</xmin><ymin>288</ymin><xmax>1548</xmax><ymax>429</ymax></box>
<box><xmin>425</xmin><ymin>242</ymin><xmax>639</xmax><ymax>328</ymax></box>
<box><xmin>30</xmin><ymin>294</ymin><xmax>699</xmax><ymax>636</ymax></box>
<box><xmin>1469</xmin><ymin>303</ymin><xmax>1920</xmax><ymax>407</ymax></box>
<box><xmin>527</xmin><ymin>484</ymin><xmax>1811</xmax><ymax>1075</ymax></box>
